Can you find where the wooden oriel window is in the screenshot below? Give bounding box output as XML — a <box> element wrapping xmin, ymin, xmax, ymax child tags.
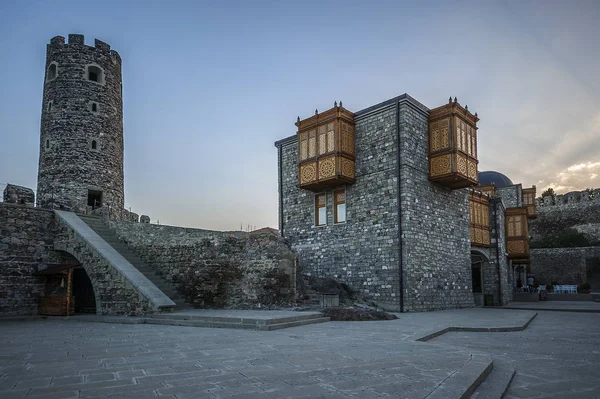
<box><xmin>315</xmin><ymin>193</ymin><xmax>326</xmax><ymax>226</ymax></box>
<box><xmin>334</xmin><ymin>189</ymin><xmax>346</xmax><ymax>224</ymax></box>
<box><xmin>507</xmin><ymin>214</ymin><xmax>523</xmax><ymax>237</ymax></box>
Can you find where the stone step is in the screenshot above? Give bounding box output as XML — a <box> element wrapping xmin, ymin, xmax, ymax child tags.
<box><xmin>150</xmin><ymin>311</ymin><xmax>325</xmax><ymax>325</ymax></box>
<box><xmin>142</xmin><ymin>315</ymin><xmax>329</xmax><ymax>330</ymax></box>
<box><xmin>143</xmin><ymin>318</ymin><xmax>263</xmax><ymax>329</ymax></box>
<box><xmin>258</xmin><ymin>317</ymin><xmax>330</xmax><ymax>331</ymax></box>
<box><xmin>470</xmin><ymin>359</ymin><xmax>516</xmax><ymax>399</ymax></box>
<box><xmin>425</xmin><ymin>354</ymin><xmax>493</xmax><ymax>399</ymax></box>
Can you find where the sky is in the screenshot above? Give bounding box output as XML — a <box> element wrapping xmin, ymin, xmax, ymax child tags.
<box><xmin>1</xmin><ymin>0</ymin><xmax>599</xmax><ymax>230</ymax></box>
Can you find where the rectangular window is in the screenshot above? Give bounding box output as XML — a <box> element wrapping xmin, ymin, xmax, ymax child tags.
<box><xmin>315</xmin><ymin>193</ymin><xmax>326</xmax><ymax>226</ymax></box>
<box><xmin>507</xmin><ymin>215</ymin><xmax>523</xmax><ymax>237</ymax></box>
<box><xmin>334</xmin><ymin>189</ymin><xmax>346</xmax><ymax>224</ymax></box>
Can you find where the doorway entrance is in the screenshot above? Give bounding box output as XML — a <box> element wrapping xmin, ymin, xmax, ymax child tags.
<box><xmin>87</xmin><ymin>190</ymin><xmax>102</xmax><ymax>209</ymax></box>
<box><xmin>471</xmin><ymin>251</ymin><xmax>487</xmax><ymax>306</ymax></box>
<box><xmin>72</xmin><ymin>268</ymin><xmax>96</xmax><ymax>313</ymax></box>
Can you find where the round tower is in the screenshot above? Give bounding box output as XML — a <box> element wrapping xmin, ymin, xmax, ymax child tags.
<box><xmin>37</xmin><ymin>34</ymin><xmax>124</xmax><ymax>213</ymax></box>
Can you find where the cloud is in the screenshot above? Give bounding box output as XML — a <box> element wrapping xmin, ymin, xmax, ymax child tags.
<box><xmin>543</xmin><ymin>161</ymin><xmax>600</xmax><ymax>193</ymax></box>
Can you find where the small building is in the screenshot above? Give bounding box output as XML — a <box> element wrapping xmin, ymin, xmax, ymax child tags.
<box><xmin>276</xmin><ymin>95</ymin><xmax>481</xmax><ymax>312</ymax></box>
<box><xmin>275</xmin><ymin>95</ymin><xmax>535</xmax><ymax>311</ymax></box>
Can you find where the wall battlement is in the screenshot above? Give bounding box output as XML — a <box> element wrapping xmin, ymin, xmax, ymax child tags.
<box><xmin>48</xmin><ymin>34</ymin><xmax>120</xmax><ymax>61</ymax></box>
<box><xmin>536</xmin><ymin>188</ymin><xmax>600</xmax><ymax>208</ymax></box>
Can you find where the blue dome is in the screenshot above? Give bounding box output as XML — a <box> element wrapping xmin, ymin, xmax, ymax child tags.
<box><xmin>478</xmin><ymin>171</ymin><xmax>513</xmax><ymax>188</ymax></box>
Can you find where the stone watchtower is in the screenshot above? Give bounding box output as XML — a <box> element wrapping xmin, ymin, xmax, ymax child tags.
<box><xmin>37</xmin><ymin>34</ymin><xmax>124</xmax><ymax>213</ymax></box>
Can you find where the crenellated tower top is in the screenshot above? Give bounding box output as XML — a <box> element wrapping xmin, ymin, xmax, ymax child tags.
<box><xmin>48</xmin><ymin>34</ymin><xmax>121</xmax><ymax>63</ymax></box>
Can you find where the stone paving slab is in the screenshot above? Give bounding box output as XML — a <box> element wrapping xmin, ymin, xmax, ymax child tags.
<box><xmin>0</xmin><ymin>308</ymin><xmax>529</xmax><ymax>399</ymax></box>
<box><xmin>431</xmin><ymin>311</ymin><xmax>600</xmax><ymax>398</ymax></box>
<box><xmin>501</xmin><ymin>300</ymin><xmax>600</xmax><ymax>313</ymax></box>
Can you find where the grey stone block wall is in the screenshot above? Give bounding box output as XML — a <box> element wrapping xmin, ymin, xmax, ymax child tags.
<box><xmin>52</xmin><ymin>225</ymin><xmax>156</xmax><ymax>316</ymax></box>
<box><xmin>477</xmin><ymin>198</ymin><xmax>511</xmax><ymax>306</ymax></box>
<box><xmin>3</xmin><ymin>184</ymin><xmax>35</xmax><ymax>206</ymax></box>
<box><xmin>530</xmin><ymin>247</ymin><xmax>600</xmax><ymax>287</ymax></box>
<box><xmin>530</xmin><ymin>196</ymin><xmax>600</xmax><ymax>245</ymax></box>
<box><xmin>278</xmin><ymin>104</ymin><xmax>401</xmax><ymax>311</ymax></box>
<box><xmin>106</xmin><ymin>221</ymin><xmax>297</xmax><ymax>308</ymax></box>
<box><xmin>496</xmin><ymin>185</ymin><xmax>523</xmax><ymax>209</ymax></box>
<box><xmin>397</xmin><ymin>101</ymin><xmax>474</xmax><ymax>311</ymax></box>
<box><xmin>276</xmin><ymin>95</ymin><xmax>475</xmax><ymax>312</ymax></box>
<box><xmin>37</xmin><ymin>34</ymin><xmax>124</xmax><ymax>213</ymax></box>
<box><xmin>0</xmin><ymin>204</ymin><xmax>75</xmax><ymax>316</ymax></box>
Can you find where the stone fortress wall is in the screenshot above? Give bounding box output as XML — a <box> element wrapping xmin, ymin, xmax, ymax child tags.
<box><xmin>0</xmin><ymin>203</ymin><xmax>77</xmax><ymax>316</ymax></box>
<box><xmin>0</xmin><ymin>200</ymin><xmax>296</xmax><ymax>316</ymax></box>
<box><xmin>106</xmin><ymin>221</ymin><xmax>297</xmax><ymax>308</ymax></box>
<box><xmin>531</xmin><ymin>188</ymin><xmax>600</xmax><ymax>243</ymax></box>
<box><xmin>530</xmin><ymin>188</ymin><xmax>600</xmax><ymax>288</ymax></box>
<box><xmin>37</xmin><ymin>34</ymin><xmax>124</xmax><ymax>214</ymax></box>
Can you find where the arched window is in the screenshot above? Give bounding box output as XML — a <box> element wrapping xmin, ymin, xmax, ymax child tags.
<box><xmin>47</xmin><ymin>101</ymin><xmax>53</xmax><ymax>112</ymax></box>
<box><xmin>92</xmin><ymin>103</ymin><xmax>97</xmax><ymax>112</ymax></box>
<box><xmin>45</xmin><ymin>139</ymin><xmax>50</xmax><ymax>149</ymax></box>
<box><xmin>86</xmin><ymin>65</ymin><xmax>105</xmax><ymax>84</ymax></box>
<box><xmin>91</xmin><ymin>140</ymin><xmax>97</xmax><ymax>150</ymax></box>
<box><xmin>47</xmin><ymin>63</ymin><xmax>58</xmax><ymax>81</ymax></box>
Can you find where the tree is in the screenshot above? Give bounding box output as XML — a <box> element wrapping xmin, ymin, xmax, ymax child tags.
<box><xmin>541</xmin><ymin>187</ymin><xmax>555</xmax><ymax>198</ymax></box>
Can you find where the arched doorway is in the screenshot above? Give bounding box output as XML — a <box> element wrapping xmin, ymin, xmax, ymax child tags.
<box><xmin>471</xmin><ymin>250</ymin><xmax>489</xmax><ymax>307</ymax></box>
<box><xmin>72</xmin><ymin>267</ymin><xmax>96</xmax><ymax>313</ymax></box>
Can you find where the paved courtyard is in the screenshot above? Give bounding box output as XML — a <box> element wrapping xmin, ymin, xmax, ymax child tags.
<box><xmin>431</xmin><ymin>310</ymin><xmax>600</xmax><ymax>398</ymax></box>
<box><xmin>0</xmin><ymin>308</ymin><xmax>598</xmax><ymax>398</ymax></box>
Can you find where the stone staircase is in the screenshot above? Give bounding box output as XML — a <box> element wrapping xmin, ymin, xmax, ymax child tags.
<box><xmin>78</xmin><ymin>215</ymin><xmax>190</xmax><ymax>310</ymax></box>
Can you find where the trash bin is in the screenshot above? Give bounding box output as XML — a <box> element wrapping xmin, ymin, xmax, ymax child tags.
<box><xmin>539</xmin><ymin>290</ymin><xmax>548</xmax><ymax>301</ymax></box>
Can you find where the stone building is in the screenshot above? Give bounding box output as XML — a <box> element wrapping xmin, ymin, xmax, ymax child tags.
<box><xmin>276</xmin><ymin>95</ymin><xmax>479</xmax><ymax>312</ymax></box>
<box><xmin>275</xmin><ymin>95</ymin><xmax>539</xmax><ymax>311</ymax></box>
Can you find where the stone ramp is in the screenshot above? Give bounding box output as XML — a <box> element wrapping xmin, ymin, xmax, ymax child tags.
<box><xmin>53</xmin><ymin>210</ymin><xmax>175</xmax><ymax>314</ymax></box>
<box><xmin>78</xmin><ymin>215</ymin><xmax>190</xmax><ymax>310</ymax></box>
<box><xmin>67</xmin><ymin>309</ymin><xmax>330</xmax><ymax>331</ymax></box>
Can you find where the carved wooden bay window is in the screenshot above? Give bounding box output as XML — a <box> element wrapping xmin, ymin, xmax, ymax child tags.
<box><xmin>297</xmin><ymin>104</ymin><xmax>355</xmax><ymax>192</ymax></box>
<box><xmin>428</xmin><ymin>98</ymin><xmax>479</xmax><ymax>189</ymax></box>
<box><xmin>469</xmin><ymin>191</ymin><xmax>491</xmax><ymax>247</ymax></box>
<box><xmin>522</xmin><ymin>186</ymin><xmax>537</xmax><ymax>219</ymax></box>
<box><xmin>505</xmin><ymin>207</ymin><xmax>530</xmax><ymax>262</ymax></box>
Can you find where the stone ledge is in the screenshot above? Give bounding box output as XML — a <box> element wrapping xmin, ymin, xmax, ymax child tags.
<box><xmin>415</xmin><ymin>312</ymin><xmax>538</xmax><ymax>342</ymax></box>
<box><xmin>424</xmin><ymin>353</ymin><xmax>494</xmax><ymax>399</ymax></box>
